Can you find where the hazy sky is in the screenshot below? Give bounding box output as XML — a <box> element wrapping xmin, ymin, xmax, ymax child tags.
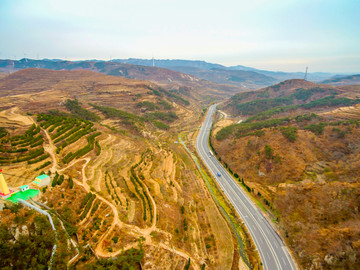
<box><xmin>1</xmin><ymin>0</ymin><xmax>359</xmax><ymax>72</ymax></box>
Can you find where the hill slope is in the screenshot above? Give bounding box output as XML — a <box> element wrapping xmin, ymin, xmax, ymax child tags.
<box><xmin>221</xmin><ymin>79</ymin><xmax>359</xmax><ymax>120</ymax></box>
<box><xmin>211</xmin><ymin>80</ymin><xmax>360</xmax><ymax>269</ymax></box>
<box><xmin>165</xmin><ymin>66</ymin><xmax>278</xmax><ymax>89</ymax></box>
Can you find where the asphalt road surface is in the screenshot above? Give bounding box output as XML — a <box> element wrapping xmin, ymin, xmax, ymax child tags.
<box><xmin>196</xmin><ymin>104</ymin><xmax>297</xmax><ymax>270</ymax></box>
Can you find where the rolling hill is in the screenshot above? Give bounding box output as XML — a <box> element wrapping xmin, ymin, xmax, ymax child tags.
<box><xmin>211</xmin><ymin>79</ymin><xmax>360</xmax><ymax>269</ymax></box>
<box><xmin>220</xmin><ymin>79</ymin><xmax>359</xmax><ymax>120</ymax></box>
<box><xmin>2</xmin><ymin>58</ymin><xmax>343</xmax><ymax>93</ymax></box>
<box><xmin>0</xmin><ymin>59</ymin><xmax>243</xmax><ymax>101</ymax></box>
<box><xmin>113</xmin><ymin>58</ymin><xmax>340</xmax><ymax>84</ymax></box>
<box><xmin>112</xmin><ymin>59</ymin><xmax>278</xmax><ymax>89</ymax></box>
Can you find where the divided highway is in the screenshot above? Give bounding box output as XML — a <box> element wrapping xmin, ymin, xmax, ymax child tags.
<box><xmin>196</xmin><ymin>104</ymin><xmax>297</xmax><ymax>270</ymax></box>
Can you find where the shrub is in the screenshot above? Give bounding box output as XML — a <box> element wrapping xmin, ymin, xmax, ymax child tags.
<box><xmin>57</xmin><ymin>175</ymin><xmax>64</xmax><ymax>185</ymax></box>
<box><xmin>151</xmin><ymin>120</ymin><xmax>169</xmax><ymax>130</ymax></box>
<box><xmin>280</xmin><ymin>126</ymin><xmax>298</xmax><ymax>142</ymax></box>
<box><xmin>304</xmin><ymin>123</ymin><xmax>327</xmax><ymax>135</ymax></box>
<box><xmin>112</xmin><ymin>236</ymin><xmax>119</xmax><ymax>243</ymax></box>
<box><xmin>137</xmin><ymin>101</ymin><xmax>158</xmax><ymax>111</ymax></box>
<box><xmin>65</xmin><ymin>99</ymin><xmax>100</xmax><ymax>121</ymax></box>
<box><xmin>265</xmin><ymin>145</ymin><xmax>273</xmax><ymax>159</ymax></box>
<box><xmin>69</xmin><ymin>177</ymin><xmax>74</xmax><ymax>189</ymax></box>
<box><xmin>216</xmin><ymin>117</ymin><xmax>290</xmax><ymax>140</ymax></box>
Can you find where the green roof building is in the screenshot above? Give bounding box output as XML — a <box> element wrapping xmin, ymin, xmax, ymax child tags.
<box><xmin>33</xmin><ymin>174</ymin><xmax>51</xmax><ymax>187</ymax></box>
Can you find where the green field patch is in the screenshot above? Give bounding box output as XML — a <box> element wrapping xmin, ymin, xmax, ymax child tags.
<box><xmin>7</xmin><ymin>189</ymin><xmax>40</xmax><ymax>203</ymax></box>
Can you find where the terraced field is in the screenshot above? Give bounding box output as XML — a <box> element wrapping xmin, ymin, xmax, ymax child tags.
<box><xmin>0</xmin><ymin>68</ymin><xmax>245</xmax><ymax>269</ymax></box>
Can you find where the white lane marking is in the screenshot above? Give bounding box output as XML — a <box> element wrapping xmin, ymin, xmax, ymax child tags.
<box><xmin>209</xmin><ymin>164</ymin><xmax>282</xmax><ymax>269</ymax></box>
<box><xmin>282</xmin><ymin>246</ymin><xmax>297</xmax><ymax>270</ymax></box>
<box><xmin>196</xmin><ymin>104</ymin><xmax>287</xmax><ymax>270</ymax></box>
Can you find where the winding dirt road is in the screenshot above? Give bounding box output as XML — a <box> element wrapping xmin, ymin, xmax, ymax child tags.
<box><xmin>42</xmin><ymin>131</ymin><xmax>196</xmax><ymax>267</ymax></box>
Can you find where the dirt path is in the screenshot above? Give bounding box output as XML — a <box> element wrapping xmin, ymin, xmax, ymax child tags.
<box><xmin>42</xmin><ymin>130</ymin><xmax>195</xmax><ymax>264</ymax></box>
<box><xmin>43</xmin><ymin>129</ymin><xmax>58</xmax><ymax>174</ymax></box>
<box><xmin>77</xmin><ymin>159</ymin><xmax>192</xmax><ymax>264</ymax></box>
<box><xmin>42</xmin><ymin>132</ymin><xmax>125</xmax><ymax>256</ymax></box>
<box><xmin>78</xmin><ymin>198</ymin><xmax>98</xmax><ymax>226</ymax></box>
<box><xmin>0</xmin><ymin>107</ymin><xmax>34</xmax><ymax>126</ymax></box>
<box><xmin>90</xmin><ymin>134</ymin><xmax>116</xmax><ymax>191</ymax></box>
<box><xmin>72</xmin><ymin>157</ymin><xmax>124</xmax><ymax>257</ymax></box>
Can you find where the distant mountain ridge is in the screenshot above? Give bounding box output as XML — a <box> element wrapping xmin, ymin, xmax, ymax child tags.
<box><xmin>0</xmin><ymin>58</ymin><xmax>356</xmax><ymax>91</ymax></box>
<box><xmin>0</xmin><ymin>59</ymin><xmax>243</xmax><ymax>101</ymax></box>
<box><xmin>111</xmin><ymin>58</ymin><xmax>225</xmax><ymax>70</ymax></box>
<box><xmin>112</xmin><ymin>58</ymin><xmax>341</xmax><ymax>82</ymax></box>
<box><xmin>0</xmin><ymin>58</ymin><xmax>277</xmax><ymax>90</ymax></box>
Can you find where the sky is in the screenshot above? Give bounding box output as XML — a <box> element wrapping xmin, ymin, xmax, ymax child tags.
<box><xmin>0</xmin><ymin>0</ymin><xmax>359</xmax><ymax>72</ymax></box>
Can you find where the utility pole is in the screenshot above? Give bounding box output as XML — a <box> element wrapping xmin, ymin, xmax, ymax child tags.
<box><xmin>304</xmin><ymin>66</ymin><xmax>308</xmax><ymax>81</ymax></box>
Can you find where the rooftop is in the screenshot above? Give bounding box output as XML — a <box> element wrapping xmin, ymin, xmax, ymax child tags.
<box><xmin>7</xmin><ymin>189</ymin><xmax>39</xmax><ymax>203</ymax></box>
<box><xmin>36</xmin><ymin>174</ymin><xmax>49</xmax><ymax>180</ymax></box>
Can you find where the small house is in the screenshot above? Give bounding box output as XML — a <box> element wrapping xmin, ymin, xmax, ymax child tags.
<box><xmin>33</xmin><ymin>174</ymin><xmax>51</xmax><ymax>187</ymax></box>
<box><xmin>20</xmin><ymin>185</ymin><xmax>29</xmax><ymax>192</ymax></box>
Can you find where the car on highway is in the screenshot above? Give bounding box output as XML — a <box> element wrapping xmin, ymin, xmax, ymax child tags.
<box><xmin>217</xmin><ymin>172</ymin><xmax>221</xmax><ymax>177</ymax></box>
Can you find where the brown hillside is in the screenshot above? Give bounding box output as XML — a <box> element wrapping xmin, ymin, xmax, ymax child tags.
<box><xmin>212</xmin><ymin>103</ymin><xmax>360</xmax><ymax>269</ymax></box>
<box><xmin>226</xmin><ymin>79</ymin><xmax>328</xmax><ymax>104</ymax></box>
<box><xmin>221</xmin><ymin>79</ymin><xmax>354</xmax><ymax>118</ymax></box>
<box><xmin>0</xmin><ymin>59</ymin><xmax>242</xmax><ymax>101</ymax></box>
<box><xmin>0</xmin><ymin>68</ymin><xmax>148</xmax><ymax>97</ymax></box>
<box><xmin>0</xmin><ymin>68</ymin><xmax>185</xmax><ymax>117</ymax></box>
<box><xmin>94</xmin><ymin>62</ymin><xmax>243</xmax><ymax>100</ymax></box>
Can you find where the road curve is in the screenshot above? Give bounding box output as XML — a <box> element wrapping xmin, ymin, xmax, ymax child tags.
<box><xmin>196</xmin><ymin>104</ymin><xmax>297</xmax><ymax>270</ymax></box>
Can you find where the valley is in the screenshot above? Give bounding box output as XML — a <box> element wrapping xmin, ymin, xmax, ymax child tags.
<box><xmin>0</xmin><ymin>65</ymin><xmax>359</xmax><ymax>270</ymax></box>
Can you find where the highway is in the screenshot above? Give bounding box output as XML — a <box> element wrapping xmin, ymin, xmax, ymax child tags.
<box><xmin>196</xmin><ymin>104</ymin><xmax>297</xmax><ymax>270</ymax></box>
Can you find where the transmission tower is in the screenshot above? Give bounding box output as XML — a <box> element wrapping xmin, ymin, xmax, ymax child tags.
<box><xmin>304</xmin><ymin>66</ymin><xmax>308</xmax><ymax>81</ymax></box>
